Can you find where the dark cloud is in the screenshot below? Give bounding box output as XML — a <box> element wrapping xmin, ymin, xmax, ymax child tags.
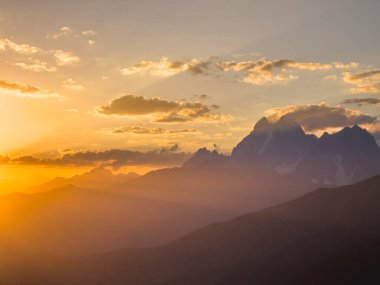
<box><xmin>5</xmin><ymin>147</ymin><xmax>191</xmax><ymax>169</ymax></box>
<box><xmin>187</xmin><ymin>61</ymin><xmax>213</xmax><ymax>75</ymax></box>
<box><xmin>159</xmin><ymin>143</ymin><xmax>180</xmax><ymax>154</ymax></box>
<box><xmin>0</xmin><ymin>79</ymin><xmax>40</xmax><ymax>93</ymax></box>
<box><xmin>343</xmin><ymin>98</ymin><xmax>380</xmax><ymax>106</ymax></box>
<box><xmin>0</xmin><ymin>79</ymin><xmax>59</xmax><ymax>98</ymax></box>
<box><xmin>97</xmin><ymin>95</ymin><xmax>179</xmax><ymax>115</ymax></box>
<box><xmin>97</xmin><ymin>95</ymin><xmax>228</xmax><ymax>123</ymax></box>
<box><xmin>156</xmin><ymin>113</ymin><xmax>189</xmax><ymax>123</ymax></box>
<box><xmin>110</xmin><ymin>126</ymin><xmax>196</xmax><ymax>134</ymax></box>
<box><xmin>345</xmin><ymin>70</ymin><xmax>380</xmax><ymax>81</ymax></box>
<box><xmin>169</xmin><ymin>129</ymin><xmax>197</xmax><ymax>134</ymax></box>
<box><xmin>194</xmin><ymin>94</ymin><xmax>208</xmax><ymax>100</ymax></box>
<box><xmin>266</xmin><ymin>103</ymin><xmax>377</xmax><ymax>131</ymax></box>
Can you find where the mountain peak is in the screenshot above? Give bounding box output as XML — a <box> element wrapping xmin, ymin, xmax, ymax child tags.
<box><xmin>184</xmin><ymin>148</ymin><xmax>225</xmax><ymax>167</ymax></box>
<box><xmin>253</xmin><ymin>117</ymin><xmax>271</xmax><ymax>133</ymax></box>
<box><xmin>86</xmin><ymin>166</ymin><xmax>113</xmax><ymax>177</ymax></box>
<box><xmin>334</xmin><ymin>124</ymin><xmax>372</xmax><ymax>139</ymax></box>
<box><xmin>274</xmin><ymin>116</ymin><xmax>305</xmax><ymax>134</ymax></box>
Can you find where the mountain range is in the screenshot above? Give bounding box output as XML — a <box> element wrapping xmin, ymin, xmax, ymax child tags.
<box><xmin>114</xmin><ymin>117</ymin><xmax>380</xmax><ymax>212</ymax></box>
<box><xmin>24</xmin><ymin>166</ymin><xmax>140</xmax><ymax>194</ymax></box>
<box><xmin>2</xmin><ymin>172</ymin><xmax>380</xmax><ymax>285</ymax></box>
<box><xmin>1</xmin><ymin>116</ymin><xmax>380</xmax><ymax>271</ymax></box>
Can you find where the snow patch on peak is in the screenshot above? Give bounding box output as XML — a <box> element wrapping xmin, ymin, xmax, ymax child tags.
<box><xmin>334</xmin><ymin>154</ymin><xmax>358</xmax><ymax>186</ymax></box>
<box><xmin>275</xmin><ymin>158</ymin><xmax>301</xmax><ymax>175</ymax></box>
<box><xmin>259</xmin><ymin>129</ymin><xmax>274</xmax><ymax>154</ymax></box>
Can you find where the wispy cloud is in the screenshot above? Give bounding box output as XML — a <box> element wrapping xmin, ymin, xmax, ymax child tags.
<box><xmin>14</xmin><ymin>58</ymin><xmax>57</xmax><ymax>72</ymax></box>
<box><xmin>47</xmin><ymin>26</ymin><xmax>74</xmax><ymax>39</ymax></box>
<box><xmin>62</xmin><ymin>78</ymin><xmax>85</xmax><ymax>91</ymax></box>
<box><xmin>121</xmin><ymin>57</ymin><xmax>215</xmax><ymax>77</ymax></box>
<box><xmin>341</xmin><ymin>69</ymin><xmax>380</xmax><ymax>94</ymax></box>
<box><xmin>47</xmin><ymin>26</ymin><xmax>98</xmax><ymax>45</ymax></box>
<box><xmin>219</xmin><ymin>59</ymin><xmax>358</xmax><ymax>85</ymax></box>
<box><xmin>0</xmin><ymin>38</ymin><xmax>42</xmax><ymax>54</ymax></box>
<box><xmin>0</xmin><ymin>37</ymin><xmax>80</xmax><ymax>71</ymax></box>
<box><xmin>53</xmin><ymin>50</ymin><xmax>80</xmax><ymax>66</ymax></box>
<box><xmin>343</xmin><ymin>98</ymin><xmax>380</xmax><ymax>106</ymax></box>
<box><xmin>121</xmin><ymin>56</ymin><xmax>358</xmax><ymax>86</ymax></box>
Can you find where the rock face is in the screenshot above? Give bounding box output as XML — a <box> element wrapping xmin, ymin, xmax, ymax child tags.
<box><xmin>232</xmin><ymin>116</ymin><xmax>317</xmax><ymax>167</ymax></box>
<box><xmin>230</xmin><ymin>116</ymin><xmax>380</xmax><ymax>186</ymax></box>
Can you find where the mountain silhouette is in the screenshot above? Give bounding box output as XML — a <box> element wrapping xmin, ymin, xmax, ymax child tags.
<box><xmin>24</xmin><ymin>166</ymin><xmax>140</xmax><ymax>193</ymax></box>
<box><xmin>232</xmin><ymin>116</ymin><xmax>316</xmax><ymax>163</ymax></box>
<box><xmin>231</xmin><ymin>117</ymin><xmax>380</xmax><ymax>186</ymax></box>
<box><xmin>183</xmin><ymin>147</ymin><xmax>228</xmax><ymax>167</ymax></box>
<box><xmin>0</xmin><ymin>184</ymin><xmax>230</xmax><ymax>265</ymax></box>
<box><xmin>3</xmin><ymin>174</ymin><xmax>380</xmax><ymax>285</ymax></box>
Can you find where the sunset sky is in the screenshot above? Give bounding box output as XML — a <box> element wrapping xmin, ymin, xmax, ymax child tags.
<box><xmin>1</xmin><ymin>0</ymin><xmax>380</xmax><ymax>188</ymax></box>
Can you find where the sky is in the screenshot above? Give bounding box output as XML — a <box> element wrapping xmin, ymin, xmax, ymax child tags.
<box><xmin>0</xmin><ymin>0</ymin><xmax>380</xmax><ymax>186</ymax></box>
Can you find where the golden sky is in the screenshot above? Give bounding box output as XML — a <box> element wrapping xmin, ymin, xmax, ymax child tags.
<box><xmin>0</xmin><ymin>0</ymin><xmax>380</xmax><ymax>188</ymax></box>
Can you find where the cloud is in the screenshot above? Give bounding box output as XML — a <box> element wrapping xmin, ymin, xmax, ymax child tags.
<box><xmin>4</xmin><ymin>147</ymin><xmax>191</xmax><ymax>169</ymax></box>
<box><xmin>0</xmin><ymin>79</ymin><xmax>60</xmax><ymax>98</ymax></box>
<box><xmin>14</xmin><ymin>59</ymin><xmax>57</xmax><ymax>72</ymax></box>
<box><xmin>97</xmin><ymin>95</ymin><xmax>229</xmax><ymax>122</ymax></box>
<box><xmin>121</xmin><ymin>57</ymin><xmax>213</xmax><ymax>77</ymax></box>
<box><xmin>109</xmin><ymin>126</ymin><xmax>196</xmax><ymax>134</ymax></box>
<box><xmin>112</xmin><ymin>126</ymin><xmax>166</xmax><ymax>134</ymax></box>
<box><xmin>265</xmin><ymin>102</ymin><xmax>377</xmax><ymax>131</ymax></box>
<box><xmin>47</xmin><ymin>26</ymin><xmax>74</xmax><ymax>39</ymax></box>
<box><xmin>344</xmin><ymin>70</ymin><xmax>380</xmax><ymax>81</ymax></box>
<box><xmin>342</xmin><ymin>70</ymin><xmax>380</xmax><ymax>94</ymax></box>
<box><xmin>53</xmin><ymin>50</ymin><xmax>80</xmax><ymax>66</ymax></box>
<box><xmin>0</xmin><ymin>37</ymin><xmax>80</xmax><ymax>69</ymax></box>
<box><xmin>98</xmin><ymin>95</ymin><xmax>179</xmax><ymax>115</ymax></box>
<box><xmin>194</xmin><ymin>94</ymin><xmax>209</xmax><ymax>100</ymax></box>
<box><xmin>81</xmin><ymin>30</ymin><xmax>98</xmax><ymax>36</ymax></box>
<box><xmin>62</xmin><ymin>78</ymin><xmax>85</xmax><ymax>91</ymax></box>
<box><xmin>0</xmin><ymin>38</ymin><xmax>42</xmax><ymax>54</ymax></box>
<box><xmin>219</xmin><ymin>59</ymin><xmax>357</xmax><ymax>85</ymax></box>
<box><xmin>218</xmin><ymin>59</ymin><xmax>300</xmax><ymax>85</ymax></box>
<box><xmin>122</xmin><ymin>56</ymin><xmax>359</xmax><ymax>86</ymax></box>
<box><xmin>343</xmin><ymin>98</ymin><xmax>380</xmax><ymax>106</ymax></box>
<box><xmin>48</xmin><ymin>26</ymin><xmax>97</xmax><ymax>40</ymax></box>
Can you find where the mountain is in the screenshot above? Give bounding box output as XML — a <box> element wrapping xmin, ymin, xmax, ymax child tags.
<box><xmin>232</xmin><ymin>116</ymin><xmax>317</xmax><ymax>165</ymax></box>
<box><xmin>3</xmin><ymin>173</ymin><xmax>380</xmax><ymax>285</ymax></box>
<box><xmin>0</xmin><ymin>184</ymin><xmax>230</xmax><ymax>266</ymax></box>
<box><xmin>231</xmin><ymin>117</ymin><xmax>380</xmax><ymax>186</ymax></box>
<box><xmin>183</xmin><ymin>147</ymin><xmax>228</xmax><ymax>167</ymax></box>
<box><xmin>302</xmin><ymin>125</ymin><xmax>380</xmax><ymax>186</ymax></box>
<box><xmin>113</xmin><ymin>117</ymin><xmax>380</xmax><ymax>212</ymax></box>
<box><xmin>24</xmin><ymin>166</ymin><xmax>140</xmax><ymax>193</ymax></box>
